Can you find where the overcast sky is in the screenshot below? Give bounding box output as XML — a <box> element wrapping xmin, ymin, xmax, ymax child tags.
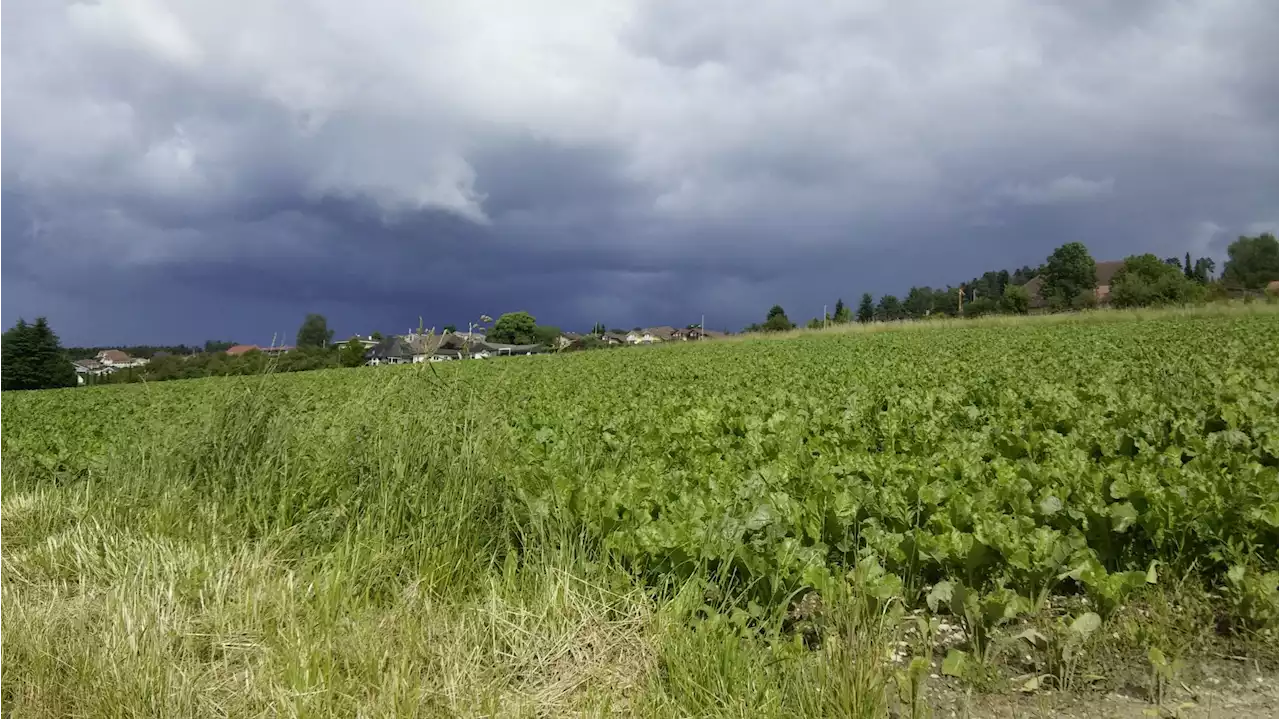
<box><xmin>3</xmin><ymin>0</ymin><xmax>1276</xmax><ymax>345</ymax></box>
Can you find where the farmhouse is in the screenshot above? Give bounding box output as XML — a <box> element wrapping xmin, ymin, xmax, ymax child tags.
<box><xmin>72</xmin><ymin>358</ymin><xmax>113</xmax><ymax>377</ymax></box>
<box><xmin>1021</xmin><ymin>260</ymin><xmax>1124</xmax><ymax>309</ymax></box>
<box><xmin>367</xmin><ymin>337</ymin><xmax>417</xmax><ymax>364</ymax></box>
<box><xmin>626</xmin><ymin>326</ymin><xmax>677</xmax><ymax>344</ymax></box>
<box><xmin>95</xmin><ymin>349</ymin><xmax>147</xmax><ymax>368</ymax></box>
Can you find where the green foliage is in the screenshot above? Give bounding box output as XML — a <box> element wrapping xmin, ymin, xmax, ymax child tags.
<box><xmin>590</xmin><ymin>322</ymin><xmax>606</xmax><ymax>335</ymax></box>
<box><xmin>1042</xmin><ymin>242</ymin><xmax>1097</xmax><ymax>309</ymax></box>
<box><xmin>443</xmin><ymin>324</ymin><xmax>457</xmax><ymax>334</ymax></box>
<box><xmin>489</xmin><ymin>312</ymin><xmax>538</xmax><ymax>344</ymax></box>
<box><xmin>1221</xmin><ymin>565</ymin><xmax>1280</xmax><ymax>634</ymax></box>
<box><xmin>532</xmin><ymin>324</ymin><xmax>562</xmax><ymax>347</ymax></box>
<box><xmin>1070</xmin><ymin>288</ymin><xmax>1098</xmax><ymax>310</ymax></box>
<box><xmin>902</xmin><ymin>287</ymin><xmax>934</xmax><ymax>318</ymax></box>
<box><xmin>2</xmin><ymin>317</ymin><xmax>77</xmax><ymax>391</ymax></box>
<box><xmin>370</xmin><ymin>331</ymin><xmax>384</xmax><ymax>342</ymax></box>
<box><xmin>1192</xmin><ymin>257</ymin><xmax>1215</xmax><ymax>284</ymax></box>
<box><xmin>1002</xmin><ymin>284</ymin><xmax>1030</xmax><ymax>314</ymax></box>
<box><xmin>1010</xmin><ymin>265</ymin><xmax>1040</xmax><ymax>286</ymax></box>
<box><xmin>762</xmin><ymin>305</ymin><xmax>794</xmax><ymax>332</ymax></box>
<box><xmin>296</xmin><ymin>313</ymin><xmax>334</xmax><ymax>348</ymax></box>
<box><xmin>875</xmin><ymin>294</ymin><xmax>903</xmax><ymax>321</ymax></box>
<box><xmin>97</xmin><ymin>346</ymin><xmax>341</xmax><ymax>384</ymax></box>
<box><xmin>339</xmin><ymin>338</ymin><xmax>368</xmax><ymax>368</ymax></box>
<box><xmin>3</xmin><ymin>307</ymin><xmax>1277</xmax><ymax>712</ymax></box>
<box><xmin>1223</xmin><ymin>233</ymin><xmax>1279</xmax><ymax>289</ymax></box>
<box><xmin>832</xmin><ymin>298</ymin><xmax>852</xmax><ymax>324</ymax></box>
<box><xmin>963</xmin><ymin>296</ymin><xmax>999</xmax><ymax>317</ymax></box>
<box><xmin>857</xmin><ymin>293</ymin><xmax>875</xmax><ymax>323</ymax></box>
<box><xmin>1110</xmin><ymin>254</ymin><xmax>1205</xmax><ymax>308</ymax></box>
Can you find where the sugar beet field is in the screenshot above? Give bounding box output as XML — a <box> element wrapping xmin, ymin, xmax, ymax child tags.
<box><xmin>3</xmin><ymin>306</ymin><xmax>1278</xmax><ymax>717</ymax></box>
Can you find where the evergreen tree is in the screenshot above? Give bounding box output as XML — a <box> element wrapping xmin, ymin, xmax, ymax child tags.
<box><xmin>1184</xmin><ymin>251</ymin><xmax>1194</xmax><ymax>280</ymax></box>
<box><xmin>832</xmin><ymin>298</ymin><xmax>851</xmax><ymax>323</ymax></box>
<box><xmin>857</xmin><ymin>293</ymin><xmax>875</xmax><ymax>323</ymax></box>
<box><xmin>33</xmin><ymin>318</ymin><xmax>76</xmax><ymax>389</ymax></box>
<box><xmin>2</xmin><ymin>319</ymin><xmax>36</xmax><ymax>390</ymax></box>
<box><xmin>3</xmin><ymin>317</ymin><xmax>76</xmax><ymax>390</ymax></box>
<box><xmin>876</xmin><ymin>294</ymin><xmax>904</xmax><ymax>321</ymax></box>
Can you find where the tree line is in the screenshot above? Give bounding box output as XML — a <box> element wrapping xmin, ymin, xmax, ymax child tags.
<box><xmin>4</xmin><ymin>234</ymin><xmax>1277</xmax><ymax>390</ymax></box>
<box><xmin>746</xmin><ymin>234</ymin><xmax>1276</xmax><ymax>332</ymax></box>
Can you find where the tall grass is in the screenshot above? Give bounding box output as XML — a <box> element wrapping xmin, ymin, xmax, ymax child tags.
<box><xmin>2</xmin><ymin>362</ymin><xmax>895</xmax><ymax>717</ymax></box>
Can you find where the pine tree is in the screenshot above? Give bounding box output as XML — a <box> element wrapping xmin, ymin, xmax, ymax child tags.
<box><xmin>857</xmin><ymin>293</ymin><xmax>875</xmax><ymax>323</ymax></box>
<box><xmin>3</xmin><ymin>317</ymin><xmax>76</xmax><ymax>390</ymax></box>
<box><xmin>32</xmin><ymin>318</ymin><xmax>77</xmax><ymax>389</ymax></box>
<box><xmin>3</xmin><ymin>319</ymin><xmax>36</xmax><ymax>390</ymax></box>
<box><xmin>1184</xmin><ymin>251</ymin><xmax>1194</xmax><ymax>280</ymax></box>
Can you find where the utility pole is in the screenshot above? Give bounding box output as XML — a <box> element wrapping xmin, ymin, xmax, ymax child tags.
<box><xmin>701</xmin><ymin>314</ymin><xmax>705</xmax><ymax>340</ymax></box>
<box><xmin>823</xmin><ymin>305</ymin><xmax>827</xmax><ymax>329</ymax></box>
<box><xmin>957</xmin><ymin>286</ymin><xmax>964</xmax><ymax>314</ymax></box>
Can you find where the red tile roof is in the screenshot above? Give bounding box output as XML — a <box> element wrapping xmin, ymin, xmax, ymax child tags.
<box><xmin>225</xmin><ymin>344</ymin><xmax>260</xmax><ymax>355</ymax></box>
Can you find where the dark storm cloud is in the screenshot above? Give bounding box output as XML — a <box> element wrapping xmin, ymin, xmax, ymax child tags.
<box><xmin>2</xmin><ymin>0</ymin><xmax>1276</xmax><ymax>344</ymax></box>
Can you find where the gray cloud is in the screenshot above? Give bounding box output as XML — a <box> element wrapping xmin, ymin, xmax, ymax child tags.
<box><xmin>2</xmin><ymin>0</ymin><xmax>1276</xmax><ymax>344</ymax></box>
<box><xmin>994</xmin><ymin>176</ymin><xmax>1115</xmax><ymax>206</ymax></box>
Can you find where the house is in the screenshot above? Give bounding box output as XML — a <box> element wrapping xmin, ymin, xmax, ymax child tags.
<box><xmin>95</xmin><ymin>349</ymin><xmax>148</xmax><ymax>368</ymax></box>
<box><xmin>671</xmin><ymin>327</ymin><xmax>726</xmax><ymax>341</ymax></box>
<box><xmin>480</xmin><ymin>341</ymin><xmax>543</xmax><ymax>357</ymax></box>
<box><xmin>1022</xmin><ymin>260</ymin><xmax>1124</xmax><ymax>309</ymax></box>
<box><xmin>225</xmin><ymin>344</ymin><xmax>260</xmax><ymax>356</ymax></box>
<box><xmin>551</xmin><ymin>332</ymin><xmax>582</xmax><ymax>350</ymax></box>
<box><xmin>601</xmin><ymin>333</ymin><xmax>627</xmax><ymax>346</ymax></box>
<box><xmin>72</xmin><ymin>358</ymin><xmax>114</xmax><ymax>376</ymax></box>
<box><xmin>260</xmin><ymin>345</ymin><xmax>294</xmax><ymax>357</ymax></box>
<box><xmin>626</xmin><ymin>326</ymin><xmax>677</xmax><ymax>344</ymax></box>
<box><xmin>367</xmin><ymin>337</ymin><xmax>417</xmax><ymax>365</ymax></box>
<box><xmin>677</xmin><ymin>327</ymin><xmax>728</xmax><ymax>340</ymax></box>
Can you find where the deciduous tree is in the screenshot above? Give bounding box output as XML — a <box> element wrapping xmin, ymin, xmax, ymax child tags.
<box><xmin>762</xmin><ymin>305</ymin><xmax>794</xmax><ymax>332</ymax></box>
<box><xmin>340</xmin><ymin>338</ymin><xmax>368</xmax><ymax>367</ymax></box>
<box><xmin>489</xmin><ymin>312</ymin><xmax>539</xmax><ymax>344</ymax></box>
<box><xmin>1222</xmin><ymin>233</ymin><xmax>1278</xmax><ymax>289</ymax></box>
<box><xmin>1041</xmin><ymin>242</ymin><xmax>1097</xmax><ymax>309</ymax></box>
<box><xmin>1111</xmin><ymin>254</ymin><xmax>1205</xmax><ymax>308</ymax></box>
<box><xmin>296</xmin><ymin>314</ymin><xmax>334</xmax><ymax>348</ymax></box>
<box><xmin>1001</xmin><ymin>284</ymin><xmax>1030</xmax><ymax>314</ymax></box>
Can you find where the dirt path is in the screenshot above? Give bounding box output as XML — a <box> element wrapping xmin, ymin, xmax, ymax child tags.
<box><xmin>927</xmin><ymin>671</ymin><xmax>1278</xmax><ymax>718</ymax></box>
